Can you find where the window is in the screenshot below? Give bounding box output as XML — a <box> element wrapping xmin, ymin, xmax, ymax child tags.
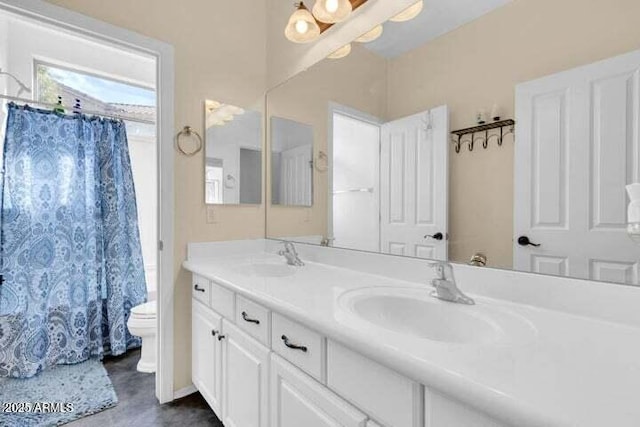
<box><xmin>35</xmin><ymin>62</ymin><xmax>156</xmax><ymax>137</ymax></box>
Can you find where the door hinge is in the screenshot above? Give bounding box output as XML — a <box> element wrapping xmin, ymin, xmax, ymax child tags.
<box><xmin>158</xmin><ymin>240</ymin><xmax>164</xmax><ymax>251</ymax></box>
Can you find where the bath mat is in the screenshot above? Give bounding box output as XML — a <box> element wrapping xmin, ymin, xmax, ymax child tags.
<box><xmin>0</xmin><ymin>359</ymin><xmax>118</xmax><ymax>426</ymax></box>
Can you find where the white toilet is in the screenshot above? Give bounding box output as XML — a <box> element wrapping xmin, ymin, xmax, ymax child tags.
<box><xmin>127</xmin><ymin>301</ymin><xmax>157</xmax><ymax>373</ymax></box>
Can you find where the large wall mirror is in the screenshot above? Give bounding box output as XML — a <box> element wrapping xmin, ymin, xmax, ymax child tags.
<box><xmin>265</xmin><ymin>0</ymin><xmax>640</xmax><ymax>286</ymax></box>
<box><xmin>205</xmin><ymin>99</ymin><xmax>263</xmax><ymax>205</ymax></box>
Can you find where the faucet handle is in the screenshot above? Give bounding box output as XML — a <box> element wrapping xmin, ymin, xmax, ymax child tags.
<box><xmin>282</xmin><ymin>241</ymin><xmax>297</xmax><ymax>254</ymax></box>
<box><xmin>426</xmin><ymin>261</ymin><xmax>454</xmax><ymax>281</ymax></box>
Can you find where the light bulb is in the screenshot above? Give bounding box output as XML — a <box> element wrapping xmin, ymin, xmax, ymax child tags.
<box><xmin>285</xmin><ymin>2</ymin><xmax>320</xmax><ymax>43</ymax></box>
<box><xmin>328</xmin><ymin>44</ymin><xmax>351</xmax><ymax>59</ymax></box>
<box><xmin>312</xmin><ymin>0</ymin><xmax>352</xmax><ymax>24</ymax></box>
<box><xmin>295</xmin><ymin>19</ymin><xmax>309</xmax><ymax>34</ymax></box>
<box><xmin>390</xmin><ymin>0</ymin><xmax>424</xmax><ymax>22</ymax></box>
<box><xmin>355</xmin><ymin>25</ymin><xmax>384</xmax><ymax>43</ymax></box>
<box><xmin>325</xmin><ymin>0</ymin><xmax>339</xmax><ymax>13</ymax></box>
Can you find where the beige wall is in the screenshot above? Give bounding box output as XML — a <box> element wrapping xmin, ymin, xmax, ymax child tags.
<box><xmin>387</xmin><ymin>0</ymin><xmax>640</xmax><ymax>268</ymax></box>
<box><xmin>45</xmin><ymin>0</ymin><xmax>268</xmax><ymax>391</ymax></box>
<box><xmin>267</xmin><ymin>44</ymin><xmax>387</xmax><ymax>238</ymax></box>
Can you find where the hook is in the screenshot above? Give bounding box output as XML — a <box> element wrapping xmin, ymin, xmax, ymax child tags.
<box><xmin>454</xmin><ymin>135</ymin><xmax>461</xmax><ymax>153</ymax></box>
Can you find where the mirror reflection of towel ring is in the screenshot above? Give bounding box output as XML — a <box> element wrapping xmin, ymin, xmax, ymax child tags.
<box><xmin>224</xmin><ymin>174</ymin><xmax>237</xmax><ymax>189</ymax></box>
<box><xmin>175</xmin><ymin>126</ymin><xmax>203</xmax><ymax>156</ymax></box>
<box><xmin>314</xmin><ymin>151</ymin><xmax>328</xmax><ymax>172</ymax></box>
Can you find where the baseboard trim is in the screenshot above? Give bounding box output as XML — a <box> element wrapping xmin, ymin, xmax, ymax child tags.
<box><xmin>173</xmin><ymin>384</ymin><xmax>197</xmax><ymax>400</ymax></box>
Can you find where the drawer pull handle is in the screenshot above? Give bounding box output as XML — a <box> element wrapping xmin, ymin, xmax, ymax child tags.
<box><xmin>241</xmin><ymin>311</ymin><xmax>260</xmax><ymax>325</ymax></box>
<box><xmin>281</xmin><ymin>335</ymin><xmax>308</xmax><ymax>352</ymax></box>
<box><xmin>217</xmin><ymin>334</ymin><xmax>226</xmax><ymax>341</ymax></box>
<box><xmin>194</xmin><ymin>284</ymin><xmax>206</xmax><ymax>293</ymax></box>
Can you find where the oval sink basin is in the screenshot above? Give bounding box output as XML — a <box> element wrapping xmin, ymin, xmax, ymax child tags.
<box><xmin>337</xmin><ymin>287</ymin><xmax>535</xmax><ymax>345</ymax></box>
<box><xmin>236</xmin><ymin>262</ymin><xmax>297</xmax><ymax>278</ymax></box>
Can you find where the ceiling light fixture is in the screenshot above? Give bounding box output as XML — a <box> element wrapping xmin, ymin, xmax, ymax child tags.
<box><xmin>312</xmin><ymin>0</ymin><xmax>352</xmax><ymax>24</ymax></box>
<box><xmin>328</xmin><ymin>44</ymin><xmax>352</xmax><ymax>59</ymax></box>
<box><xmin>355</xmin><ymin>25</ymin><xmax>384</xmax><ymax>43</ymax></box>
<box><xmin>389</xmin><ymin>0</ymin><xmax>424</xmax><ymax>22</ymax></box>
<box><xmin>285</xmin><ymin>2</ymin><xmax>321</xmax><ymax>43</ymax></box>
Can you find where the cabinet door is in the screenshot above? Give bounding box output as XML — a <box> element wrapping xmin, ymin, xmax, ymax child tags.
<box><xmin>221</xmin><ymin>319</ymin><xmax>270</xmax><ymax>427</ymax></box>
<box><xmin>271</xmin><ymin>354</ymin><xmax>368</xmax><ymax>427</ymax></box>
<box><xmin>192</xmin><ymin>299</ymin><xmax>223</xmax><ymax>414</ymax></box>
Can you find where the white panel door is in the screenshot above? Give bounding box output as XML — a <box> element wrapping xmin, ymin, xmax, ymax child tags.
<box><xmin>270</xmin><ymin>354</ymin><xmax>368</xmax><ymax>427</ymax></box>
<box><xmin>380</xmin><ymin>105</ymin><xmax>449</xmax><ymax>260</ymax></box>
<box><xmin>514</xmin><ymin>49</ymin><xmax>640</xmax><ymax>284</ymax></box>
<box><xmin>221</xmin><ymin>319</ymin><xmax>270</xmax><ymax>427</ymax></box>
<box><xmin>332</xmin><ymin>112</ymin><xmax>381</xmax><ymax>252</ymax></box>
<box><xmin>280</xmin><ymin>145</ymin><xmax>312</xmax><ymax>206</ymax></box>
<box><xmin>192</xmin><ymin>300</ymin><xmax>223</xmax><ymax>415</ymax></box>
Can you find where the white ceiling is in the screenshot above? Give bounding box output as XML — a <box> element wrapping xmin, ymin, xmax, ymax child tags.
<box><xmin>365</xmin><ymin>0</ymin><xmax>513</xmax><ymax>59</ymax></box>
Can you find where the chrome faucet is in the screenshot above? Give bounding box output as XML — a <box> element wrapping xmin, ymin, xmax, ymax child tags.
<box><xmin>428</xmin><ymin>261</ymin><xmax>475</xmax><ymax>305</ymax></box>
<box><xmin>278</xmin><ymin>241</ymin><xmax>304</xmax><ymax>266</ymax></box>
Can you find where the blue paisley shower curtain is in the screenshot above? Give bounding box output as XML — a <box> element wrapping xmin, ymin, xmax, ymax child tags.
<box><xmin>0</xmin><ymin>103</ymin><xmax>147</xmax><ymax>378</ymax></box>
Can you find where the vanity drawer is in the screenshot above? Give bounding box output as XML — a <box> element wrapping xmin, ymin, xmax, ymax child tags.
<box><xmin>192</xmin><ymin>275</ymin><xmax>210</xmax><ymax>306</ymax></box>
<box><xmin>327</xmin><ymin>340</ymin><xmax>423</xmax><ymax>427</ymax></box>
<box><xmin>272</xmin><ymin>313</ymin><xmax>325</xmax><ymax>382</ymax></box>
<box><xmin>209</xmin><ymin>280</ymin><xmax>235</xmax><ymax>319</ymax></box>
<box><xmin>235</xmin><ymin>295</ymin><xmax>271</xmax><ymax>345</ymax></box>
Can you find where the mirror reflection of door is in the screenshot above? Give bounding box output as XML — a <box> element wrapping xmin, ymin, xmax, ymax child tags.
<box><xmin>271</xmin><ymin>117</ymin><xmax>313</xmax><ymax>207</ymax></box>
<box><xmin>380</xmin><ymin>106</ymin><xmax>449</xmax><ymax>261</ymax></box>
<box><xmin>205</xmin><ymin>158</ymin><xmax>224</xmax><ymax>204</ymax></box>
<box><xmin>330</xmin><ymin>106</ymin><xmax>449</xmax><ymax>259</ymax></box>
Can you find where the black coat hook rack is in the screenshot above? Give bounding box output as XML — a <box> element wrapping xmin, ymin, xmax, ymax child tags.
<box><xmin>451</xmin><ymin>119</ymin><xmax>515</xmax><ymax>153</ymax></box>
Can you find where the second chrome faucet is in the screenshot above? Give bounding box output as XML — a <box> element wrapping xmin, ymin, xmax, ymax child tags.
<box><xmin>429</xmin><ymin>261</ymin><xmax>475</xmax><ymax>305</ymax></box>
<box><xmin>278</xmin><ymin>241</ymin><xmax>305</xmax><ymax>266</ymax></box>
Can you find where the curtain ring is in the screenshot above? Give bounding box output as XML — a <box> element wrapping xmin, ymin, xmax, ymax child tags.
<box><xmin>176</xmin><ymin>126</ymin><xmax>203</xmax><ymax>156</ymax></box>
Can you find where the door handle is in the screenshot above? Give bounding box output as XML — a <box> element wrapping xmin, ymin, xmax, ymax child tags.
<box><xmin>517</xmin><ymin>236</ymin><xmax>541</xmax><ymax>247</ymax></box>
<box><xmin>211</xmin><ymin>330</ymin><xmax>219</xmax><ymax>337</ymax></box>
<box><xmin>194</xmin><ymin>284</ymin><xmax>206</xmax><ymax>292</ymax></box>
<box><xmin>217</xmin><ymin>334</ymin><xmax>226</xmax><ymax>341</ymax></box>
<box><xmin>281</xmin><ymin>335</ymin><xmax>308</xmax><ymax>352</ymax></box>
<box><xmin>241</xmin><ymin>311</ymin><xmax>260</xmax><ymax>325</ymax></box>
<box><xmin>424</xmin><ymin>232</ymin><xmax>444</xmax><ymax>241</ymax></box>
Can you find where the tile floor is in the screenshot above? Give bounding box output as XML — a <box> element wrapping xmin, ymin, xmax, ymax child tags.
<box><xmin>67</xmin><ymin>349</ymin><xmax>222</xmax><ymax>426</ymax></box>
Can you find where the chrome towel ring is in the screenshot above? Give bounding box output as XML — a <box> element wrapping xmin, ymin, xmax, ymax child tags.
<box><xmin>175</xmin><ymin>126</ymin><xmax>203</xmax><ymax>156</ymax></box>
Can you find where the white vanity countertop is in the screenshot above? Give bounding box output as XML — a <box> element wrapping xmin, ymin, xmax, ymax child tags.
<box><xmin>183</xmin><ymin>251</ymin><xmax>640</xmax><ymax>427</ymax></box>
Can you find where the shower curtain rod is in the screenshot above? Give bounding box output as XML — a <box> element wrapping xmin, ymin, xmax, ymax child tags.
<box><xmin>0</xmin><ymin>94</ymin><xmax>156</xmax><ymax>125</ymax></box>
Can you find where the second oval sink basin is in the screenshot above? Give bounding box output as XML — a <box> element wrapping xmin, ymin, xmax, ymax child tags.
<box><xmin>337</xmin><ymin>287</ymin><xmax>536</xmax><ymax>345</ymax></box>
